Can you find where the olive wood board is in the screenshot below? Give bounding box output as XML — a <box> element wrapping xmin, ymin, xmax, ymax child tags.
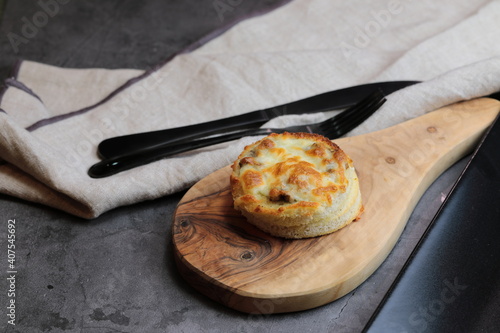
<box><xmin>172</xmin><ymin>98</ymin><xmax>500</xmax><ymax>314</ymax></box>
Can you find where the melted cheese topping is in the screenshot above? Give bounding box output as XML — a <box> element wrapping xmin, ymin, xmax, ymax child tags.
<box><xmin>231</xmin><ymin>132</ymin><xmax>353</xmax><ymax>214</ymax></box>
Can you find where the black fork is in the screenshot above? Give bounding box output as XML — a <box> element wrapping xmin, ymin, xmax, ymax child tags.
<box><xmin>88</xmin><ymin>90</ymin><xmax>386</xmax><ymax>178</ymax></box>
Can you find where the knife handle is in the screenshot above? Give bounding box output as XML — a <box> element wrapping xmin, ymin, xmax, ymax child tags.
<box><xmin>97</xmin><ymin>109</ymin><xmax>270</xmax><ymax>159</ymax></box>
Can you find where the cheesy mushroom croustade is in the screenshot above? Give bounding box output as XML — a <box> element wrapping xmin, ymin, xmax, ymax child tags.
<box><xmin>230</xmin><ymin>132</ymin><xmax>363</xmax><ymax>239</ymax></box>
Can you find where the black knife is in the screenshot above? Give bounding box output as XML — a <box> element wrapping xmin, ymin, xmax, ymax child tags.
<box><xmin>97</xmin><ymin>81</ymin><xmax>419</xmax><ymax>159</ymax></box>
<box><xmin>363</xmin><ymin>111</ymin><xmax>500</xmax><ymax>332</ymax></box>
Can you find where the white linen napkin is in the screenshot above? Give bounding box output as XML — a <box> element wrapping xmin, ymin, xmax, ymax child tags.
<box><xmin>1</xmin><ymin>0</ymin><xmax>500</xmax><ymax>218</ymax></box>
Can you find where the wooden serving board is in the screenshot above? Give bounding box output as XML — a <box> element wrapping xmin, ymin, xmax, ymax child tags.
<box><xmin>172</xmin><ymin>98</ymin><xmax>500</xmax><ymax>314</ymax></box>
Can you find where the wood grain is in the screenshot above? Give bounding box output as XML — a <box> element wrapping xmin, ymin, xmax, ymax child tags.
<box><xmin>172</xmin><ymin>98</ymin><xmax>500</xmax><ymax>314</ymax></box>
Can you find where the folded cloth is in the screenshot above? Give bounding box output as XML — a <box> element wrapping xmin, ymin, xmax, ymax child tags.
<box><xmin>1</xmin><ymin>0</ymin><xmax>500</xmax><ymax>218</ymax></box>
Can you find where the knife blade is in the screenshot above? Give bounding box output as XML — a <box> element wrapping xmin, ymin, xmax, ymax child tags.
<box><xmin>363</xmin><ymin>110</ymin><xmax>500</xmax><ymax>332</ymax></box>
<box><xmin>97</xmin><ymin>80</ymin><xmax>419</xmax><ymax>159</ymax></box>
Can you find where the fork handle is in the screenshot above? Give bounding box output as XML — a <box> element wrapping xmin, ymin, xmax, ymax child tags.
<box><xmin>89</xmin><ymin>128</ymin><xmax>274</xmax><ymax>178</ymax></box>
